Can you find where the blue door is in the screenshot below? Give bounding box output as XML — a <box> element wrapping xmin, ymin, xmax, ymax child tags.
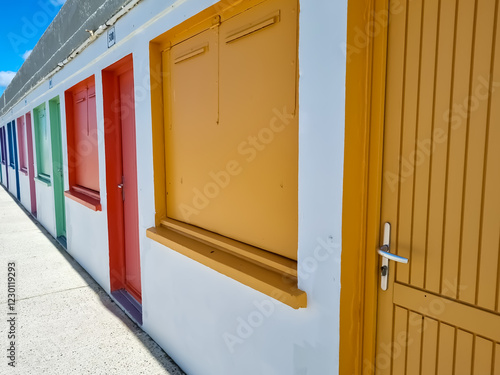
<box><xmin>7</xmin><ymin>121</ymin><xmax>20</xmax><ymax>200</ymax></box>
<box><xmin>0</xmin><ymin>127</ymin><xmax>8</xmax><ymax>189</ymax></box>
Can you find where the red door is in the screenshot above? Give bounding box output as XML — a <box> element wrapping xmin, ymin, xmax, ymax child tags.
<box><xmin>103</xmin><ymin>55</ymin><xmax>141</xmax><ymax>303</ymax></box>
<box><xmin>119</xmin><ymin>68</ymin><xmax>141</xmax><ymax>299</ymax></box>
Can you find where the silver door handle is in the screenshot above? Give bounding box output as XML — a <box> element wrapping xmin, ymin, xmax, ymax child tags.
<box><xmin>118</xmin><ymin>181</ymin><xmax>124</xmax><ymax>201</ymax></box>
<box><xmin>379</xmin><ymin>222</ymin><xmax>409</xmax><ymax>291</ymax></box>
<box><xmin>378</xmin><ymin>245</ymin><xmax>408</xmax><ymax>264</ymax></box>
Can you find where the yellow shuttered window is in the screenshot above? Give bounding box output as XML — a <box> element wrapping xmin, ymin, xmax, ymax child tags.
<box><xmin>148</xmin><ymin>0</ymin><xmax>306</xmax><ymax>308</ymax></box>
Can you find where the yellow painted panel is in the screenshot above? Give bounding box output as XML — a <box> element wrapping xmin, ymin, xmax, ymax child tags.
<box><xmin>420</xmin><ymin>317</ymin><xmax>439</xmax><ymax>375</ymax></box>
<box><xmin>455</xmin><ymin>329</ymin><xmax>473</xmax><ymax>375</ymax></box>
<box><xmin>216</xmin><ymin>0</ymin><xmax>298</xmax><ymax>258</ymax></box>
<box><xmin>480</xmin><ymin>123</ymin><xmax>500</xmax><ymax>313</ymax></box>
<box><xmin>164</xmin><ymin>0</ymin><xmax>299</xmax><ymax>259</ymax></box>
<box><xmin>395</xmin><ymin>0</ymin><xmax>423</xmax><ymax>286</ymax></box>
<box><xmin>495</xmin><ymin>343</ymin><xmax>500</xmax><ymax>375</ymax></box>
<box><xmin>473</xmin><ymin>336</ymin><xmax>493</xmax><ymax>375</ymax></box>
<box><xmin>163</xmin><ymin>0</ymin><xmax>299</xmax><ymax>259</ymax></box>
<box><xmin>165</xmin><ymin>27</ymin><xmax>219</xmax><ymax>224</ymax></box>
<box><xmin>459</xmin><ymin>0</ymin><xmax>497</xmax><ymax>306</ymax></box>
<box><xmin>406</xmin><ymin>311</ymin><xmax>423</xmax><ymax>375</ymax></box>
<box><xmin>441</xmin><ymin>0</ymin><xmax>476</xmax><ymax>300</ymax></box>
<box><xmin>437</xmin><ymin>323</ymin><xmax>455</xmax><ymax>374</ymax></box>
<box><xmin>392</xmin><ymin>306</ymin><xmax>408</xmax><ymax>375</ymax></box>
<box><xmin>411</xmin><ymin>0</ymin><xmax>439</xmax><ymax>290</ymax></box>
<box><xmin>425</xmin><ymin>0</ymin><xmax>457</xmax><ymax>295</ymax></box>
<box><xmin>477</xmin><ymin>0</ymin><xmax>500</xmax><ymax>312</ymax></box>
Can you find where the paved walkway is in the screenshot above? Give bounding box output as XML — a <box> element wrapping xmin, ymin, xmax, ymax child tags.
<box><xmin>0</xmin><ymin>187</ymin><xmax>185</xmax><ymax>375</ymax></box>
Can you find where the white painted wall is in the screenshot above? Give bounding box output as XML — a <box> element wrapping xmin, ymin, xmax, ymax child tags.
<box><xmin>7</xmin><ymin>166</ymin><xmax>17</xmax><ymax>198</ymax></box>
<box><xmin>18</xmin><ymin>172</ymin><xmax>31</xmax><ymax>212</ymax></box>
<box><xmin>0</xmin><ymin>163</ymin><xmax>7</xmax><ymax>189</ymax></box>
<box><xmin>0</xmin><ymin>0</ymin><xmax>347</xmax><ymax>373</ymax></box>
<box><xmin>34</xmin><ymin>181</ymin><xmax>56</xmax><ymax>237</ymax></box>
<box><xmin>65</xmin><ymin>198</ymin><xmax>110</xmax><ymax>291</ymax></box>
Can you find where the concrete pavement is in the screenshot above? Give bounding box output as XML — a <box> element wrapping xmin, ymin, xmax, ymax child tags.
<box><xmin>0</xmin><ymin>186</ymin><xmax>186</xmax><ymax>375</ymax></box>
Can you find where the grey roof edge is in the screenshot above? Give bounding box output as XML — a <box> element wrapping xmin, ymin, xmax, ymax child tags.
<box><xmin>0</xmin><ymin>0</ymin><xmax>140</xmax><ymax>117</ymax></box>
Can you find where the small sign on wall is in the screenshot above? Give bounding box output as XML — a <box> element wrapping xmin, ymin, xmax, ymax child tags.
<box><xmin>108</xmin><ymin>26</ymin><xmax>116</xmax><ymax>48</ymax></box>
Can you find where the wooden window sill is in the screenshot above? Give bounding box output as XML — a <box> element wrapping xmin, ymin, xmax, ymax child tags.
<box><xmin>20</xmin><ymin>168</ymin><xmax>28</xmax><ymax>176</ymax></box>
<box><xmin>34</xmin><ymin>176</ymin><xmax>51</xmax><ymax>187</ymax></box>
<box><xmin>72</xmin><ymin>185</ymin><xmax>100</xmax><ymax>200</ymax></box>
<box><xmin>146</xmin><ymin>218</ymin><xmax>306</xmax><ymax>309</ymax></box>
<box><xmin>64</xmin><ymin>189</ymin><xmax>101</xmax><ymax>211</ymax></box>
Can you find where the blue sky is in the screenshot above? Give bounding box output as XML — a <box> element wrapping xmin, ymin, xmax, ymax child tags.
<box><xmin>0</xmin><ymin>0</ymin><xmax>65</xmax><ymax>96</ymax></box>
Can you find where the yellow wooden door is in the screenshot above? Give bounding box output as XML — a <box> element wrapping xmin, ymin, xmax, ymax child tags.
<box><xmin>374</xmin><ymin>0</ymin><xmax>500</xmax><ymax>373</ymax></box>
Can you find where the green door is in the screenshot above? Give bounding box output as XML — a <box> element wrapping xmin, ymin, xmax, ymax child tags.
<box><xmin>49</xmin><ymin>97</ymin><xmax>66</xmax><ymax>241</ymax></box>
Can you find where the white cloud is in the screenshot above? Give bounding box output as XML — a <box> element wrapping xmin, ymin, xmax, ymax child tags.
<box><xmin>22</xmin><ymin>49</ymin><xmax>32</xmax><ymax>60</ymax></box>
<box><xmin>0</xmin><ymin>71</ymin><xmax>16</xmax><ymax>87</ymax></box>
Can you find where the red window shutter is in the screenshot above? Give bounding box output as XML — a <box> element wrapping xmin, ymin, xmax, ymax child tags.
<box><xmin>65</xmin><ymin>76</ymin><xmax>100</xmax><ymax>199</ymax></box>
